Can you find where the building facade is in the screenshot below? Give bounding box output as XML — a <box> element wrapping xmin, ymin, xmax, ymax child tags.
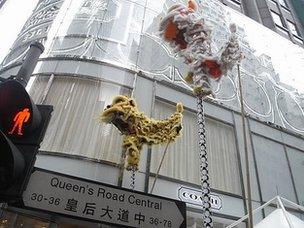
<box><xmin>226</xmin><ymin>0</ymin><xmax>304</xmax><ymax>45</ymax></box>
<box><xmin>290</xmin><ymin>0</ymin><xmax>304</xmax><ymax>29</ymax></box>
<box><xmin>0</xmin><ymin>0</ymin><xmax>304</xmax><ymax>227</ymax></box>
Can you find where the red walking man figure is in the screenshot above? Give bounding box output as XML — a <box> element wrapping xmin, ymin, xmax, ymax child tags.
<box><xmin>8</xmin><ymin>108</ymin><xmax>31</xmax><ymax>136</ymax></box>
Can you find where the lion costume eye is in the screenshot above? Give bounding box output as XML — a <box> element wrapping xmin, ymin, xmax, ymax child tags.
<box><xmin>114</xmin><ymin>99</ymin><xmax>124</xmax><ymax>104</ymax></box>
<box><xmin>129</xmin><ymin>99</ymin><xmax>136</xmax><ymax>107</ymax></box>
<box><xmin>112</xmin><ymin>96</ymin><xmax>128</xmax><ymax>105</ymax></box>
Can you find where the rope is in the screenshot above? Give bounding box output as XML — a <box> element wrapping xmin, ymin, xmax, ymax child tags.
<box><xmin>150</xmin><ymin>141</ymin><xmax>171</xmax><ymax>194</ymax></box>
<box><xmin>197</xmin><ymin>95</ymin><xmax>213</xmax><ymax>228</ymax></box>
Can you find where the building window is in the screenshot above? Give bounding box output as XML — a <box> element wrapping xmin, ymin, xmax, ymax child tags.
<box><xmin>270</xmin><ymin>0</ymin><xmax>277</xmax><ymax>4</ymax></box>
<box><xmin>28</xmin><ymin>75</ymin><xmax>130</xmax><ymax>164</ymax></box>
<box><xmin>278</xmin><ymin>0</ymin><xmax>288</xmax><ymax>8</ymax></box>
<box><xmin>222</xmin><ymin>0</ymin><xmax>242</xmax><ymax>9</ymax></box>
<box><xmin>293</xmin><ymin>35</ymin><xmax>303</xmax><ymax>44</ymax></box>
<box><xmin>0</xmin><ymin>210</ymin><xmax>51</xmax><ymax>228</ymax></box>
<box><xmin>187</xmin><ymin>216</ymin><xmax>246</xmax><ymax>227</ymax></box>
<box><xmin>228</xmin><ymin>0</ymin><xmax>241</xmax><ymax>6</ymax></box>
<box><xmin>276</xmin><ymin>25</ymin><xmax>290</xmax><ymax>36</ymax></box>
<box><xmin>287</xmin><ymin>20</ymin><xmax>301</xmax><ymax>37</ymax></box>
<box><xmin>286</xmin><ymin>147</ymin><xmax>304</xmax><ymax>207</ymax></box>
<box><xmin>271</xmin><ymin>11</ymin><xmax>285</xmax><ymax>28</ymax></box>
<box><xmin>252</xmin><ymin>135</ymin><xmax>297</xmax><ymax>202</ymax></box>
<box><xmin>270</xmin><ymin>10</ymin><xmax>291</xmax><ymax>36</ymax></box>
<box><xmin>150</xmin><ymin>100</ymin><xmax>242</xmax><ymax>195</ymax></box>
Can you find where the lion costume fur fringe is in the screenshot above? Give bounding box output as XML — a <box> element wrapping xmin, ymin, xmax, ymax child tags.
<box><xmin>99</xmin><ymin>95</ymin><xmax>183</xmax><ymax>171</ymax></box>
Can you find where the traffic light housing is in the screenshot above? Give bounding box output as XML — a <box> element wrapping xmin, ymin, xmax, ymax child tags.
<box><xmin>0</xmin><ymin>80</ymin><xmax>53</xmax><ymax>202</ymax></box>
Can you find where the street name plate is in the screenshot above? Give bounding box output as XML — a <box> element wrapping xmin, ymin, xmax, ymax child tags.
<box><xmin>23</xmin><ymin>169</ymin><xmax>186</xmax><ymax>228</ymax></box>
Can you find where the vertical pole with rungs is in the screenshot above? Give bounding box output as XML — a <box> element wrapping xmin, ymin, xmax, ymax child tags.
<box><xmin>197</xmin><ymin>95</ymin><xmax>213</xmax><ymax>228</ymax></box>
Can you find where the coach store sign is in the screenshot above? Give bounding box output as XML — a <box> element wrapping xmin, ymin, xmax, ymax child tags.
<box><xmin>178</xmin><ymin>187</ymin><xmax>222</xmax><ymax>210</ymax></box>
<box><xmin>23</xmin><ymin>169</ymin><xmax>186</xmax><ymax>228</ymax></box>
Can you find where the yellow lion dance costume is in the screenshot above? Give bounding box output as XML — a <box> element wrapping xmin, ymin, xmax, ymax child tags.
<box><xmin>100</xmin><ymin>95</ymin><xmax>183</xmax><ymax>171</ymax></box>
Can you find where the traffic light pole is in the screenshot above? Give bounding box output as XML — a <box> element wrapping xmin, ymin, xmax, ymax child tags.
<box><xmin>11</xmin><ymin>42</ymin><xmax>44</xmax><ymax>86</ymax></box>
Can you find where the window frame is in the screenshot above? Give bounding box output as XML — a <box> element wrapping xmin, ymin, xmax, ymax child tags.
<box><xmin>286</xmin><ymin>20</ymin><xmax>301</xmax><ymax>37</ymax></box>
<box><xmin>278</xmin><ymin>0</ymin><xmax>289</xmax><ymax>9</ymax></box>
<box><xmin>270</xmin><ymin>10</ymin><xmax>285</xmax><ymax>28</ymax></box>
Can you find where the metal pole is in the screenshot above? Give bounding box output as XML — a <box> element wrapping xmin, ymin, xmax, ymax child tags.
<box><xmin>281</xmin><ymin>197</ymin><xmax>304</xmax><ymax>212</ymax></box>
<box><xmin>237</xmin><ymin>65</ymin><xmax>253</xmax><ymax>228</ymax></box>
<box><xmin>197</xmin><ymin>95</ymin><xmax>213</xmax><ymax>228</ymax></box>
<box><xmin>277</xmin><ymin>196</ymin><xmax>295</xmax><ymax>228</ymax></box>
<box><xmin>14</xmin><ymin>42</ymin><xmax>44</xmax><ymax>87</ymax></box>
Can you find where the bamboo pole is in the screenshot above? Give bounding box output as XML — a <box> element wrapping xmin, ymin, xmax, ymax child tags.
<box><xmin>150</xmin><ymin>141</ymin><xmax>171</xmax><ymax>194</ymax></box>
<box><xmin>237</xmin><ymin>64</ymin><xmax>253</xmax><ymax>228</ymax></box>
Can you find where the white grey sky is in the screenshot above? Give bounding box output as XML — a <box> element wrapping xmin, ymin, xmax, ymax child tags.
<box><xmin>0</xmin><ymin>0</ymin><xmax>38</xmax><ymax>63</ymax></box>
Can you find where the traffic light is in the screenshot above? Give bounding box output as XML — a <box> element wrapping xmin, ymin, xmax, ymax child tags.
<box><xmin>0</xmin><ymin>79</ymin><xmax>53</xmax><ymax>202</ymax></box>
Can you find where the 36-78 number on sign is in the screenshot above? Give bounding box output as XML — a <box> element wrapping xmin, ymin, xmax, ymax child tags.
<box><xmin>149</xmin><ymin>217</ymin><xmax>172</xmax><ymax>227</ymax></box>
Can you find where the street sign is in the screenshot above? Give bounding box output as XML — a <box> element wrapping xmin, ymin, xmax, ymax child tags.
<box><xmin>178</xmin><ymin>187</ymin><xmax>222</xmax><ymax>210</ymax></box>
<box><xmin>23</xmin><ymin>169</ymin><xmax>186</xmax><ymax>228</ymax></box>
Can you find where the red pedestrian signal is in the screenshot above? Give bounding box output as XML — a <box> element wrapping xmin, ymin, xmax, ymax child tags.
<box><xmin>8</xmin><ymin>108</ymin><xmax>31</xmax><ymax>136</ymax></box>
<box><xmin>0</xmin><ymin>80</ymin><xmax>42</xmax><ymax>141</ymax></box>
